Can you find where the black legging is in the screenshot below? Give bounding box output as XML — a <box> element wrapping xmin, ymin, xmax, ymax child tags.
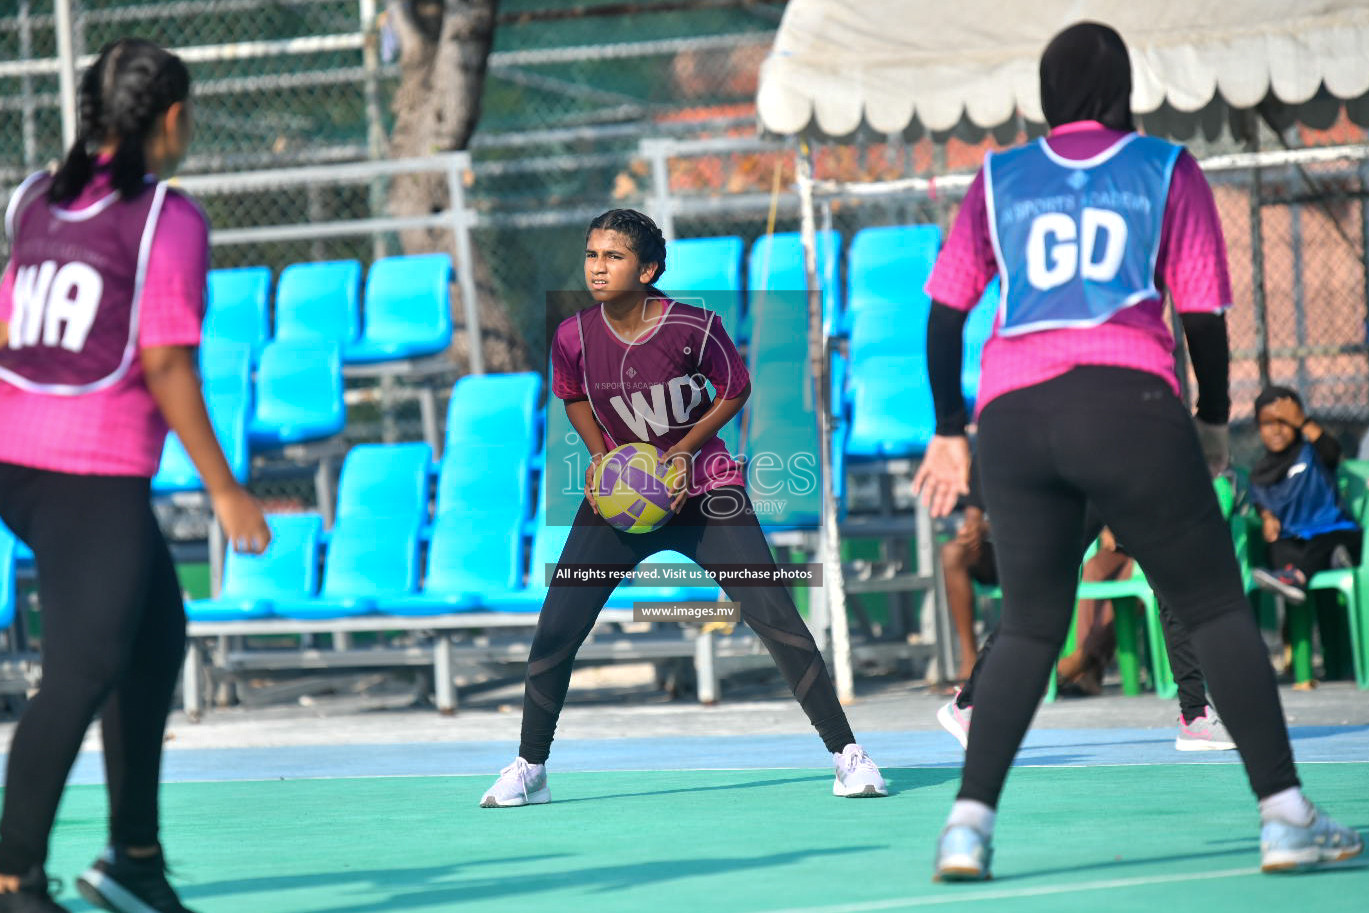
<box><xmin>962</xmin><ymin>367</ymin><xmax>1298</xmax><ymax>807</ymax></box>
<box><xmin>0</xmin><ymin>464</ymin><xmax>186</xmax><ymax>874</ymax></box>
<box><xmin>519</xmin><ymin>485</ymin><xmax>855</xmax><ymax>762</ymax></box>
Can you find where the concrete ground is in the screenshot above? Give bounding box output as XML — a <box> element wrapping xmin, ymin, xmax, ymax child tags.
<box><xmin>55</xmin><ymin>664</ymin><xmax>1369</xmax><ymax>752</ymax></box>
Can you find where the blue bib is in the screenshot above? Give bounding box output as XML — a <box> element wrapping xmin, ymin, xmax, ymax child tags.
<box><xmin>986</xmin><ymin>134</ymin><xmax>1180</xmax><ymax>337</ymax></box>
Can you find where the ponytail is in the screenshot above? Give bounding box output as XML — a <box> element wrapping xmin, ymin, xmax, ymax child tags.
<box><xmin>110</xmin><ymin>132</ymin><xmax>149</xmax><ymax>200</ymax></box>
<box><xmin>48</xmin><ymin>55</ymin><xmax>105</xmax><ymax>203</ymax></box>
<box><xmin>46</xmin><ymin>38</ymin><xmax>190</xmax><ymax>204</ymax></box>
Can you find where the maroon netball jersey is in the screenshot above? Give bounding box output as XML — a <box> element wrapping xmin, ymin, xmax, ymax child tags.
<box><xmin>551</xmin><ymin>299</ymin><xmax>749</xmax><ymax>494</ymax></box>
<box><xmin>1</xmin><ymin>171</ymin><xmax>169</xmax><ymax>394</ymax></box>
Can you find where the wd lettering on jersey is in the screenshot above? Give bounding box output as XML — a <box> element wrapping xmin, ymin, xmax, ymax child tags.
<box><xmin>986</xmin><ymin>133</ymin><xmax>1181</xmax><ymax>337</ymax></box>
<box><xmin>609</xmin><ymin>373</ymin><xmax>705</xmax><ymax>440</ymax></box>
<box><xmin>8</xmin><ymin>260</ymin><xmax>104</xmax><ymax>352</ymax></box>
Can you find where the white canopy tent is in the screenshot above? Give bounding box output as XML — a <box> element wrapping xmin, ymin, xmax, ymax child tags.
<box><xmin>754</xmin><ymin>1</ymin><xmax>1369</xmax><ymax>699</ymax></box>
<box><xmin>758</xmin><ymin>0</ymin><xmax>1369</xmax><ymax>141</ymax></box>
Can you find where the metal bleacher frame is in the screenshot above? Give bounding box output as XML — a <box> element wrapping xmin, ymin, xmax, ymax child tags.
<box><xmin>180</xmin><ymin>611</ymin><xmax>763</xmax><ymax>719</ymax></box>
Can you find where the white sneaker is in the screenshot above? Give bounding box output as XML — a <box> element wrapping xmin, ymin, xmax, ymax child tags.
<box><xmin>1175</xmin><ymin>705</ymin><xmax>1236</xmax><ymax>751</ymax></box>
<box><xmin>832</xmin><ymin>743</ymin><xmax>888</xmax><ymax>797</ymax></box>
<box><xmin>934</xmin><ymin>825</ymin><xmax>993</xmax><ymax>881</ymax></box>
<box><xmin>479</xmin><ymin>757</ymin><xmax>550</xmax><ymax>808</ymax></box>
<box><xmin>937</xmin><ymin>691</ymin><xmax>972</xmax><ymax>751</ymax></box>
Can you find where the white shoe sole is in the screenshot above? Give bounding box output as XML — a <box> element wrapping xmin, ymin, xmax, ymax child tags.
<box><xmin>76</xmin><ymin>869</ymin><xmax>160</xmax><ymax>913</ymax></box>
<box><xmin>934</xmin><ymin>855</ymin><xmax>990</xmax><ymax>882</ymax></box>
<box><xmin>1175</xmin><ymin>738</ymin><xmax>1236</xmax><ymax>752</ymax></box>
<box><xmin>832</xmin><ymin>778</ymin><xmax>888</xmax><ymax>798</ymax></box>
<box><xmin>479</xmin><ymin>784</ymin><xmax>550</xmax><ymax>808</ymax></box>
<box><xmin>1252</xmin><ymin>570</ymin><xmax>1307</xmax><ymax>604</ymax></box>
<box><xmin>1262</xmin><ymin>843</ymin><xmax>1363</xmax><ymax>873</ymax></box>
<box><xmin>936</xmin><ymin>702</ymin><xmax>969</xmax><ymax>750</ymax></box>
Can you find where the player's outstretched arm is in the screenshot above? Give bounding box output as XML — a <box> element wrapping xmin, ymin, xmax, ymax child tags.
<box><xmin>142</xmin><ymin>344</ymin><xmax>271</xmax><ymax>553</ymax></box>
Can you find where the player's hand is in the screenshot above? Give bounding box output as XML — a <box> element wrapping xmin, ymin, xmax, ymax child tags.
<box><xmin>1268</xmin><ymin>396</ymin><xmax>1307</xmax><ymax>431</ymax></box>
<box><xmin>663</xmin><ymin>449</ymin><xmax>691</xmax><ymax>512</ymax></box>
<box><xmin>1262</xmin><ymin>514</ymin><xmax>1282</xmax><ymax>543</ymax></box>
<box><xmin>1194</xmin><ymin>418</ymin><xmax>1230</xmax><ymax>478</ymax></box>
<box><xmin>1099</xmin><ymin>527</ymin><xmax>1118</xmax><ymax>553</ymax></box>
<box><xmin>584</xmin><ymin>452</ymin><xmax>605</xmax><ymax>515</ymax></box>
<box><xmin>912</xmin><ymin>435</ymin><xmax>971</xmax><ymax>518</ymax></box>
<box><xmin>212</xmin><ymin>485</ymin><xmax>271</xmax><ymax>554</ymax></box>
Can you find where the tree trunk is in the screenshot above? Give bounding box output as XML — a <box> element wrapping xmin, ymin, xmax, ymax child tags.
<box><xmin>387</xmin><ymin>0</ymin><xmax>528</xmax><ymax>372</ymax></box>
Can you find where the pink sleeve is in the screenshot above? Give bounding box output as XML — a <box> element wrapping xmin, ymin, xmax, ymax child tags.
<box><xmin>550</xmin><ymin>315</ymin><xmax>586</xmax><ymax>401</ymax></box>
<box><xmin>0</xmin><ymin>261</ymin><xmax>14</xmax><ymax>322</ymax></box>
<box><xmin>138</xmin><ymin>192</ymin><xmax>208</xmax><ymax>348</ymax></box>
<box><xmin>1159</xmin><ymin>151</ymin><xmax>1233</xmax><ymax>314</ymax></box>
<box><xmin>698</xmin><ymin>314</ymin><xmax>750</xmax><ymax>399</ymax></box>
<box><xmin>924</xmin><ymin>169</ymin><xmax>997</xmax><ymax>311</ymax></box>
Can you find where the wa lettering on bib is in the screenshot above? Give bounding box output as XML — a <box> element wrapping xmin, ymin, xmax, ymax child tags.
<box><xmin>985</xmin><ymin>134</ymin><xmax>1180</xmax><ymax>337</ymax></box>
<box><xmin>0</xmin><ymin>171</ymin><xmax>167</xmax><ymax>395</ymax></box>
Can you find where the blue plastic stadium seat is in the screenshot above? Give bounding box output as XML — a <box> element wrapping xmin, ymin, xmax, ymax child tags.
<box><xmin>444</xmin><ymin>372</ymin><xmax>543</xmax><ymax>458</ymax></box>
<box><xmin>747</xmin><ymin>230</ymin><xmax>841</xmax><ymax>339</ymax></box>
<box><xmin>435</xmin><ymin>445</ymin><xmax>533</xmax><ymax>523</ymax></box>
<box><xmin>274</xmin><ymin>260</ymin><xmax>362</xmax><ymax>347</ymax></box>
<box><xmin>661</xmin><ymin>236</ymin><xmax>746</xmax><ymax>340</ymax></box>
<box><xmin>848</xmin><ymin>300</ymin><xmax>921</xmax><ymax>361</ymax></box>
<box><xmin>248</xmin><ymin>340</ymin><xmax>345</xmax><ymax>448</ymax></box>
<box><xmin>272</xmin><ymin>517</ymin><xmax>421</xmax><ymax>620</ymax></box>
<box><xmin>743</xmin><ymin>360</ymin><xmax>823</xmax><ymax>530</ymax></box>
<box><xmin>185</xmin><ymin>514</ymin><xmax>324</xmax><ymax>622</ymax></box>
<box><xmin>377</xmin><ymin>508</ymin><xmax>522</xmax><ymax>615</ymax></box>
<box><xmin>845</xmin><ymin>224</ymin><xmax>942</xmax><ymax>317</ymax></box>
<box><xmin>0</xmin><ymin>518</ymin><xmax>17</xmax><ymax>630</ymax></box>
<box><xmin>477</xmin><ymin>519</ymin><xmax>557</xmax><ymax>612</ymax></box>
<box><xmin>844</xmin><ymin>354</ymin><xmax>935</xmax><ymax>459</ymax></box>
<box><xmin>345</xmin><ymin>254</ymin><xmax>453</xmax><ymax>364</ymax></box>
<box><xmin>962</xmin><ymin>278</ymin><xmax>1000</xmax><ymax>408</ymax></box>
<box><xmin>335</xmin><ymin>442</ymin><xmax>433</xmax><ymax>525</ymax></box>
<box><xmin>199</xmin><ymin>339</ymin><xmax>253</xmax><ymax>405</ymax></box>
<box><xmin>204</xmin><ymin>267</ymin><xmax>271</xmax><ymax>363</ymax></box>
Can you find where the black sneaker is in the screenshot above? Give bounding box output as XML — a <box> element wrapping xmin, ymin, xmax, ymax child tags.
<box><xmin>0</xmin><ymin>866</ymin><xmax>69</xmax><ymax>912</ymax></box>
<box><xmin>1330</xmin><ymin>544</ymin><xmax>1355</xmax><ymax>570</ymax></box>
<box><xmin>75</xmin><ymin>848</ymin><xmax>197</xmax><ymax>913</ymax></box>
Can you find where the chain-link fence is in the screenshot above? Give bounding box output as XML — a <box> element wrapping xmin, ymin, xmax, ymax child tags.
<box><xmin>4</xmin><ymin>3</ymin><xmax>1368</xmax><ymax>546</ymax></box>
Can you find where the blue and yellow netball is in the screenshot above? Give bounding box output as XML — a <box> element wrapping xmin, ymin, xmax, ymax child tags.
<box><xmin>593</xmin><ymin>442</ymin><xmax>682</xmax><ymax>533</ymax></box>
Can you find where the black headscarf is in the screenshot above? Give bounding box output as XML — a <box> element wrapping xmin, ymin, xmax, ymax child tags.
<box><xmin>1039</xmin><ymin>22</ymin><xmax>1135</xmax><ymax>131</ymax></box>
<box><xmin>1251</xmin><ymin>386</ymin><xmax>1305</xmax><ymax>486</ymax></box>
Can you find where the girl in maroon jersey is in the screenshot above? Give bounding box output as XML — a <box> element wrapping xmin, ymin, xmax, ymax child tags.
<box><xmin>480</xmin><ymin>209</ymin><xmax>886</xmax><ymax>807</ymax></box>
<box><xmin>0</xmin><ymin>39</ymin><xmax>269</xmax><ymax>913</ymax></box>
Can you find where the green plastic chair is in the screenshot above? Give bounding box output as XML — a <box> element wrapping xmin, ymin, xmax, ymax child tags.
<box><xmin>1074</xmin><ymin>549</ymin><xmax>1161</xmax><ymax>698</ymax></box>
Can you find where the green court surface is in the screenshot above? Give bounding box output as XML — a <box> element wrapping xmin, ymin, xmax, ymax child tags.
<box><xmin>36</xmin><ymin>764</ymin><xmax>1368</xmax><ymax>912</ymax></box>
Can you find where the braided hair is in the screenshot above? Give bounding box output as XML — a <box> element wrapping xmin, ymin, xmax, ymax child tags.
<box><xmin>48</xmin><ymin>38</ymin><xmax>191</xmax><ymax>203</ymax></box>
<box><xmin>586</xmin><ymin>209</ymin><xmax>667</xmax><ymax>283</ymax></box>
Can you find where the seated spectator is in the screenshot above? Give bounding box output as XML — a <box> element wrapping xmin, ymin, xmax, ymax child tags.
<box><xmin>1250</xmin><ymin>386</ymin><xmax>1362</xmax><ymax>686</ymax></box>
<box><xmin>1055</xmin><ymin>528</ymin><xmax>1134</xmax><ymax>695</ymax></box>
<box><xmin>940</xmin><ymin>461</ymin><xmax>996</xmax><ymax>685</ymax></box>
